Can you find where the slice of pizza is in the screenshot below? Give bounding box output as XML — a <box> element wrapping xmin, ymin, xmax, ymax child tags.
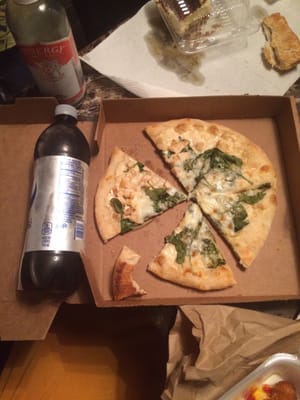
<box><xmin>112</xmin><ymin>246</ymin><xmax>146</xmax><ymax>301</ymax></box>
<box><xmin>145</xmin><ymin>118</ymin><xmax>277</xmax><ymax>268</ymax></box>
<box><xmin>148</xmin><ymin>202</ymin><xmax>236</xmax><ymax>291</ymax></box>
<box><xmin>194</xmin><ymin>182</ymin><xmax>277</xmax><ymax>268</ymax></box>
<box><xmin>144</xmin><ymin>118</ymin><xmax>276</xmax><ymax>194</ymax></box>
<box><xmin>95</xmin><ymin>147</ymin><xmax>187</xmax><ymax>242</ymax></box>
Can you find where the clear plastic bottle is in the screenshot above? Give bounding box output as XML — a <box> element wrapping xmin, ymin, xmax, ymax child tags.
<box><xmin>19</xmin><ymin>104</ymin><xmax>90</xmax><ymax>295</ymax></box>
<box><xmin>6</xmin><ymin>0</ymin><xmax>86</xmax><ymax>105</ymax></box>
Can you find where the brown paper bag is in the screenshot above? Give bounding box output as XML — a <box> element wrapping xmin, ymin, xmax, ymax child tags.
<box><xmin>162</xmin><ymin>304</ymin><xmax>300</xmax><ymax>400</ymax></box>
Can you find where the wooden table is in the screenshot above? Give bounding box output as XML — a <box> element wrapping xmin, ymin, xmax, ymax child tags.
<box><xmin>0</xmin><ymin>304</ymin><xmax>174</xmax><ymax>400</ymax></box>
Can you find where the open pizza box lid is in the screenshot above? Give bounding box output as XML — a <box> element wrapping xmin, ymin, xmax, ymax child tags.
<box><xmin>0</xmin><ymin>98</ymin><xmax>95</xmax><ymax>341</ymax></box>
<box><xmin>0</xmin><ymin>96</ymin><xmax>300</xmax><ymax>340</ymax></box>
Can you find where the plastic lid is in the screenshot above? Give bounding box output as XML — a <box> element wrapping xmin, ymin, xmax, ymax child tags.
<box><xmin>156</xmin><ymin>0</ymin><xmax>258</xmax><ymax>54</ymax></box>
<box><xmin>13</xmin><ymin>0</ymin><xmax>39</xmax><ymax>4</ymax></box>
<box><xmin>55</xmin><ymin>104</ymin><xmax>78</xmax><ymax>120</ymax></box>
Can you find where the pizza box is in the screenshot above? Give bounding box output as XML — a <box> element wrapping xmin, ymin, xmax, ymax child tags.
<box><xmin>83</xmin><ymin>95</ymin><xmax>300</xmax><ymax>307</ymax></box>
<box><xmin>0</xmin><ymin>98</ymin><xmax>96</xmax><ymax>341</ymax></box>
<box><xmin>0</xmin><ymin>95</ymin><xmax>299</xmax><ymax>340</ymax></box>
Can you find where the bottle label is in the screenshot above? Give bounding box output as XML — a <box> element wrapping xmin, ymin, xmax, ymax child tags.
<box><xmin>18</xmin><ymin>33</ymin><xmax>85</xmax><ymax>104</ymax></box>
<box><xmin>23</xmin><ymin>155</ymin><xmax>89</xmax><ymax>253</ymax></box>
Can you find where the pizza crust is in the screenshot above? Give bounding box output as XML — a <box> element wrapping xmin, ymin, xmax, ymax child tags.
<box><xmin>149</xmin><ymin>257</ymin><xmax>235</xmax><ymax>291</ymax></box>
<box><xmin>94</xmin><ymin>148</ymin><xmax>124</xmax><ymax>242</ymax></box>
<box><xmin>262</xmin><ymin>13</ymin><xmax>300</xmax><ymax>71</ymax></box>
<box><xmin>112</xmin><ymin>246</ymin><xmax>146</xmax><ymax>301</ymax></box>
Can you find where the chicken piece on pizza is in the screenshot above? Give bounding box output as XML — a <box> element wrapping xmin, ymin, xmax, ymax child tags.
<box><xmin>95</xmin><ymin>147</ymin><xmax>187</xmax><ymax>242</ymax></box>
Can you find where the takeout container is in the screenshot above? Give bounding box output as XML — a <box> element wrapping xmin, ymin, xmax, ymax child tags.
<box><xmin>219</xmin><ymin>352</ymin><xmax>300</xmax><ymax>399</ymax></box>
<box><xmin>156</xmin><ymin>0</ymin><xmax>259</xmax><ymax>53</ymax></box>
<box><xmin>0</xmin><ymin>95</ymin><xmax>300</xmax><ymax>340</ymax></box>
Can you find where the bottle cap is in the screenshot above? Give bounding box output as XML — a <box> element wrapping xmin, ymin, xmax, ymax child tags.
<box><xmin>55</xmin><ymin>104</ymin><xmax>78</xmax><ymax>120</ymax></box>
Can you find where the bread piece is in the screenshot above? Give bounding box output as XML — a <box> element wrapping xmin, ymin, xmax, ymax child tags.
<box><xmin>262</xmin><ymin>13</ymin><xmax>300</xmax><ymax>71</ymax></box>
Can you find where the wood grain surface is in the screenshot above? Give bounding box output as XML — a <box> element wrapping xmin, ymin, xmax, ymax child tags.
<box><xmin>0</xmin><ymin>304</ymin><xmax>175</xmax><ymax>400</ymax></box>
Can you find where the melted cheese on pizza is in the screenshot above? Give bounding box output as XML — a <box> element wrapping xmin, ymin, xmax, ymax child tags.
<box><xmin>164</xmin><ymin>202</ymin><xmax>226</xmax><ymax>271</ymax></box>
<box><xmin>162</xmin><ymin>142</ymin><xmax>254</xmax><ymax>193</ymax></box>
<box><xmin>109</xmin><ymin>158</ymin><xmax>186</xmax><ymax>225</ymax></box>
<box><xmin>196</xmin><ymin>183</ymin><xmax>274</xmax><ymax>238</ymax></box>
<box><xmin>148</xmin><ymin>202</ymin><xmax>236</xmax><ymax>291</ymax></box>
<box><xmin>95</xmin><ymin>147</ymin><xmax>188</xmax><ymax>242</ymax></box>
<box><xmin>145</xmin><ymin>119</ymin><xmax>276</xmax><ymax>195</ymax></box>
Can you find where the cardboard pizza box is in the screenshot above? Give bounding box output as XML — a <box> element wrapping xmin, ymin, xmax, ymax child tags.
<box><xmin>0</xmin><ymin>98</ymin><xmax>96</xmax><ymax>340</ymax></box>
<box><xmin>82</xmin><ymin>95</ymin><xmax>300</xmax><ymax>307</ymax></box>
<box><xmin>0</xmin><ymin>96</ymin><xmax>299</xmax><ymax>340</ymax></box>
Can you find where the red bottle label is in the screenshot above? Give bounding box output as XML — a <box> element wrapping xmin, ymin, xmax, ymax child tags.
<box><xmin>18</xmin><ymin>33</ymin><xmax>85</xmax><ymax>104</ymax></box>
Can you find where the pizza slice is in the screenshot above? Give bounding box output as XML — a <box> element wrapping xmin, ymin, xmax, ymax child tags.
<box><xmin>148</xmin><ymin>202</ymin><xmax>236</xmax><ymax>291</ymax></box>
<box><xmin>95</xmin><ymin>147</ymin><xmax>187</xmax><ymax>242</ymax></box>
<box><xmin>112</xmin><ymin>246</ymin><xmax>146</xmax><ymax>301</ymax></box>
<box><xmin>194</xmin><ymin>182</ymin><xmax>277</xmax><ymax>268</ymax></box>
<box><xmin>144</xmin><ymin>118</ymin><xmax>276</xmax><ymax>194</ymax></box>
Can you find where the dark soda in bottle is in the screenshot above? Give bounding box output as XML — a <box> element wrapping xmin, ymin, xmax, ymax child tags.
<box><xmin>19</xmin><ymin>104</ymin><xmax>90</xmax><ymax>295</ymax></box>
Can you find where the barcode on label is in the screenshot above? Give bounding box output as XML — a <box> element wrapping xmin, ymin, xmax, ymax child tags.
<box><xmin>75</xmin><ymin>221</ymin><xmax>84</xmax><ymax>240</ymax></box>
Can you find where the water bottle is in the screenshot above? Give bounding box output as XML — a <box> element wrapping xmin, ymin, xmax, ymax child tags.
<box><xmin>19</xmin><ymin>104</ymin><xmax>90</xmax><ymax>294</ymax></box>
<box><xmin>6</xmin><ymin>0</ymin><xmax>86</xmax><ymax>105</ymax></box>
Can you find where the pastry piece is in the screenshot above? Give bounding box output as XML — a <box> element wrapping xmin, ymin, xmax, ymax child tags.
<box><xmin>95</xmin><ymin>147</ymin><xmax>187</xmax><ymax>242</ymax></box>
<box><xmin>262</xmin><ymin>13</ymin><xmax>300</xmax><ymax>71</ymax></box>
<box><xmin>112</xmin><ymin>246</ymin><xmax>146</xmax><ymax>301</ymax></box>
<box><xmin>156</xmin><ymin>0</ymin><xmax>212</xmax><ymax>37</ymax></box>
<box><xmin>148</xmin><ymin>202</ymin><xmax>236</xmax><ymax>291</ymax></box>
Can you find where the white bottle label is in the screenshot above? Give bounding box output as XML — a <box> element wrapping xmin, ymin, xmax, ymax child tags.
<box><xmin>18</xmin><ymin>33</ymin><xmax>85</xmax><ymax>104</ymax></box>
<box><xmin>23</xmin><ymin>155</ymin><xmax>89</xmax><ymax>253</ymax></box>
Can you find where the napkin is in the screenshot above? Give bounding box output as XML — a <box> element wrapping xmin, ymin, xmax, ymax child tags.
<box><xmin>82</xmin><ymin>0</ymin><xmax>300</xmax><ymax>98</ymax></box>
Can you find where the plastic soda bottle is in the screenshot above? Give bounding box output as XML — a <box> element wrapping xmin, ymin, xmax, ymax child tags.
<box><xmin>19</xmin><ymin>104</ymin><xmax>90</xmax><ymax>294</ymax></box>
